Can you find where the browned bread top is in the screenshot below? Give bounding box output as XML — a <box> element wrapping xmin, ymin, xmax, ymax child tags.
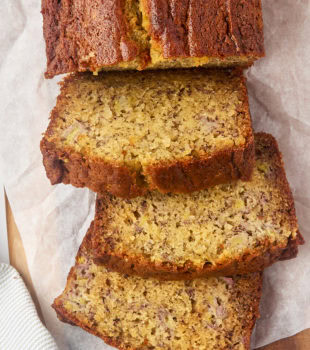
<box><xmin>42</xmin><ymin>0</ymin><xmax>144</xmax><ymax>78</ymax></box>
<box><xmin>91</xmin><ymin>133</ymin><xmax>304</xmax><ymax>279</ymax></box>
<box><xmin>40</xmin><ymin>68</ymin><xmax>254</xmax><ymax>198</ymax></box>
<box><xmin>144</xmin><ymin>0</ymin><xmax>264</xmax><ymax>58</ymax></box>
<box><xmin>53</xmin><ymin>227</ymin><xmax>263</xmax><ymax>350</ymax></box>
<box><xmin>42</xmin><ymin>0</ymin><xmax>264</xmax><ymax>78</ymax></box>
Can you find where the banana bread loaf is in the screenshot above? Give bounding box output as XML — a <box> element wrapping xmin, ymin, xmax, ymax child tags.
<box><xmin>40</xmin><ymin>69</ymin><xmax>254</xmax><ymax>198</ymax></box>
<box><xmin>91</xmin><ymin>133</ymin><xmax>304</xmax><ymax>280</ymax></box>
<box><xmin>42</xmin><ymin>0</ymin><xmax>264</xmax><ymax>78</ymax></box>
<box><xmin>53</xmin><ymin>228</ymin><xmax>263</xmax><ymax>350</ymax></box>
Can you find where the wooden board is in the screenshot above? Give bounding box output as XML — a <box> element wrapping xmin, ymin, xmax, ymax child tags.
<box><xmin>5</xmin><ymin>194</ymin><xmax>309</xmax><ymax>349</ymax></box>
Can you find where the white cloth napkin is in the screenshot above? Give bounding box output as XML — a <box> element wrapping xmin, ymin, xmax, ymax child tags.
<box><xmin>0</xmin><ymin>263</ymin><xmax>58</xmax><ymax>350</ymax></box>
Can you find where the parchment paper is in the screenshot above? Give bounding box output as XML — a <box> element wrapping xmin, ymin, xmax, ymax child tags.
<box><xmin>0</xmin><ymin>1</ymin><xmax>309</xmax><ymax>349</ymax></box>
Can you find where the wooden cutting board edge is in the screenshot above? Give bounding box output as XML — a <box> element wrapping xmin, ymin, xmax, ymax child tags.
<box><xmin>5</xmin><ymin>193</ymin><xmax>309</xmax><ymax>349</ymax></box>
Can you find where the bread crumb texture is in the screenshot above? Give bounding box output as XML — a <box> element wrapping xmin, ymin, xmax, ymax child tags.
<box><xmin>53</xmin><ymin>233</ymin><xmax>262</xmax><ymax>350</ymax></box>
<box><xmin>42</xmin><ymin>0</ymin><xmax>264</xmax><ymax>77</ymax></box>
<box><xmin>92</xmin><ymin>133</ymin><xmax>299</xmax><ymax>273</ymax></box>
<box><xmin>43</xmin><ymin>68</ymin><xmax>252</xmax><ymax>176</ymax></box>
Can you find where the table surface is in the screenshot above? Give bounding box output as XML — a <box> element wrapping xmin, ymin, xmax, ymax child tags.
<box><xmin>5</xmin><ymin>195</ymin><xmax>310</xmax><ymax>350</ymax></box>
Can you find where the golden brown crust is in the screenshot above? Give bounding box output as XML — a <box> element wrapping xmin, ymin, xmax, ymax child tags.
<box><xmin>92</xmin><ymin>210</ymin><xmax>303</xmax><ymax>281</ymax></box>
<box><xmin>52</xmin><ymin>227</ymin><xmax>263</xmax><ymax>350</ymax></box>
<box><xmin>41</xmin><ymin>138</ymin><xmax>146</xmax><ymax>198</ymax></box>
<box><xmin>40</xmin><ymin>69</ymin><xmax>255</xmax><ymax>198</ymax></box>
<box><xmin>144</xmin><ymin>139</ymin><xmax>255</xmax><ymax>194</ymax></box>
<box><xmin>92</xmin><ymin>231</ymin><xmax>303</xmax><ymax>280</ymax></box>
<box><xmin>229</xmin><ymin>272</ymin><xmax>262</xmax><ymax>350</ymax></box>
<box><xmin>254</xmin><ymin>133</ymin><xmax>299</xmax><ymax>233</ymax></box>
<box><xmin>42</xmin><ymin>0</ymin><xmax>264</xmax><ymax>78</ymax></box>
<box><xmin>90</xmin><ymin>133</ymin><xmax>304</xmax><ymax>280</ymax></box>
<box><xmin>41</xmin><ymin>136</ymin><xmax>254</xmax><ymax>198</ymax></box>
<box><xmin>42</xmin><ymin>0</ymin><xmax>140</xmax><ymax>78</ymax></box>
<box><xmin>143</xmin><ymin>0</ymin><xmax>264</xmax><ymax>58</ymax></box>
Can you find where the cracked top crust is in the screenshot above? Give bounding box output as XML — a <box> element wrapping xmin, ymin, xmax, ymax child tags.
<box><xmin>144</xmin><ymin>0</ymin><xmax>264</xmax><ymax>57</ymax></box>
<box><xmin>42</xmin><ymin>0</ymin><xmax>264</xmax><ymax>78</ymax></box>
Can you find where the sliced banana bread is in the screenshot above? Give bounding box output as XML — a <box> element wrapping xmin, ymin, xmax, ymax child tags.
<box><xmin>40</xmin><ymin>69</ymin><xmax>254</xmax><ymax>198</ymax></box>
<box><xmin>42</xmin><ymin>0</ymin><xmax>264</xmax><ymax>78</ymax></box>
<box><xmin>53</xmin><ymin>228</ymin><xmax>263</xmax><ymax>350</ymax></box>
<box><xmin>91</xmin><ymin>133</ymin><xmax>304</xmax><ymax>280</ymax></box>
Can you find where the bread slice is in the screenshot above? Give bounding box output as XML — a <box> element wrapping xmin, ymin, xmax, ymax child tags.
<box><xmin>42</xmin><ymin>0</ymin><xmax>264</xmax><ymax>78</ymax></box>
<box><xmin>40</xmin><ymin>69</ymin><xmax>254</xmax><ymax>198</ymax></box>
<box><xmin>91</xmin><ymin>133</ymin><xmax>304</xmax><ymax>280</ymax></box>
<box><xmin>53</xmin><ymin>228</ymin><xmax>263</xmax><ymax>350</ymax></box>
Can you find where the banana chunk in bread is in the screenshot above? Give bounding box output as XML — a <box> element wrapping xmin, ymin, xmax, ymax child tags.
<box><xmin>53</xmin><ymin>229</ymin><xmax>262</xmax><ymax>350</ymax></box>
<box><xmin>42</xmin><ymin>0</ymin><xmax>264</xmax><ymax>78</ymax></box>
<box><xmin>41</xmin><ymin>69</ymin><xmax>254</xmax><ymax>198</ymax></box>
<box><xmin>91</xmin><ymin>133</ymin><xmax>303</xmax><ymax>279</ymax></box>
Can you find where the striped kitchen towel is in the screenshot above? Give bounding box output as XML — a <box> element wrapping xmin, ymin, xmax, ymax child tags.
<box><xmin>0</xmin><ymin>263</ymin><xmax>58</xmax><ymax>350</ymax></box>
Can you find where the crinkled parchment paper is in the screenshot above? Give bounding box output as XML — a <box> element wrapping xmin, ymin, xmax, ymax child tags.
<box><xmin>0</xmin><ymin>1</ymin><xmax>309</xmax><ymax>349</ymax></box>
